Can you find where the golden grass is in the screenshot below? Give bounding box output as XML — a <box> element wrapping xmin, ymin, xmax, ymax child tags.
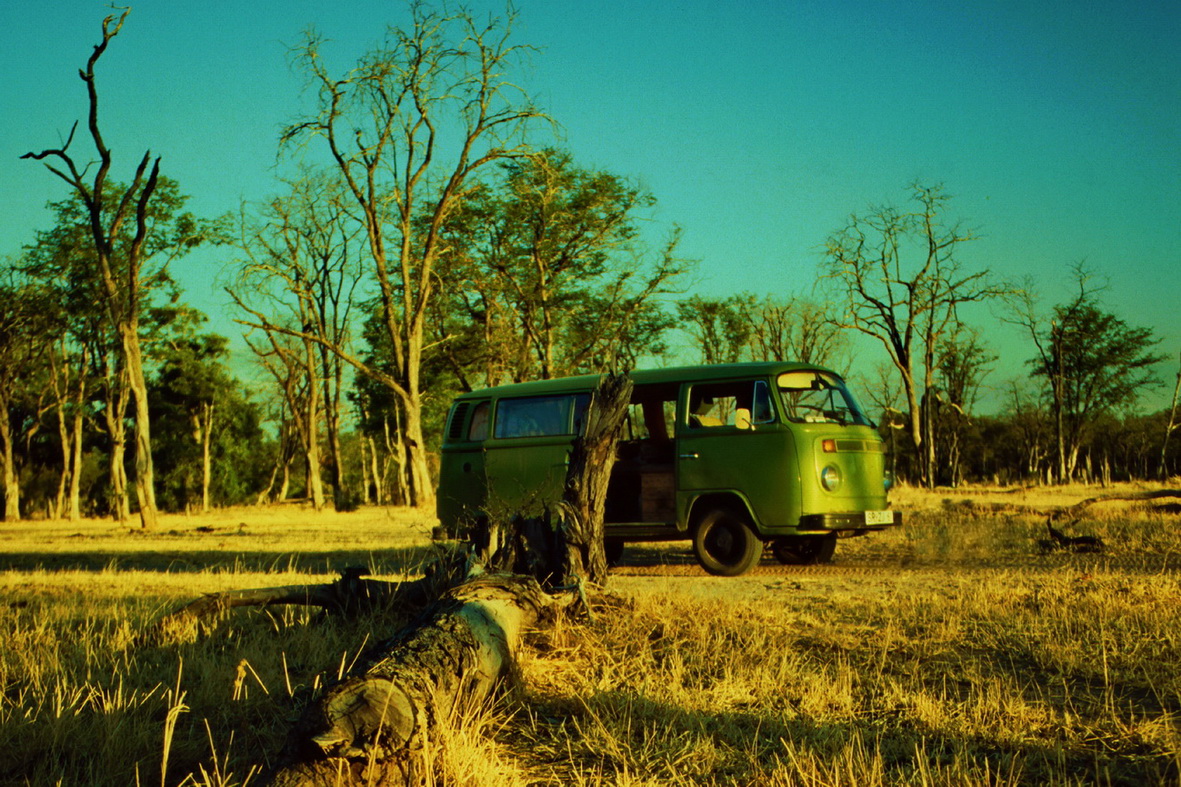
<box><xmin>1</xmin><ymin>492</ymin><xmax>1179</xmax><ymax>785</ymax></box>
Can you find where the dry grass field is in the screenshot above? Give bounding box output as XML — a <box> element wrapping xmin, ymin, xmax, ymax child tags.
<box><xmin>1</xmin><ymin>484</ymin><xmax>1179</xmax><ymax>785</ymax></box>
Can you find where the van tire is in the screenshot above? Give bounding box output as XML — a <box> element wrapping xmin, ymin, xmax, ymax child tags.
<box><xmin>772</xmin><ymin>534</ymin><xmax>837</xmax><ymax>565</ymax></box>
<box><xmin>693</xmin><ymin>507</ymin><xmax>763</xmax><ymax>576</ymax></box>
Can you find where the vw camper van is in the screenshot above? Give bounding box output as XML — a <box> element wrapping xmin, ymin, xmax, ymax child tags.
<box><xmin>438</xmin><ymin>362</ymin><xmax>900</xmax><ymax>576</ymax></box>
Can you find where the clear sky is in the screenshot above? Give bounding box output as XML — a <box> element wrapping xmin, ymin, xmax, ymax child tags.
<box><xmin>3</xmin><ymin>0</ymin><xmax>1178</xmax><ymax>410</ymax></box>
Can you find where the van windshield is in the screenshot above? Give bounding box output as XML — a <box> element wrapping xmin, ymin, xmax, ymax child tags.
<box><xmin>777</xmin><ymin>371</ymin><xmax>873</xmax><ymax>426</ymax></box>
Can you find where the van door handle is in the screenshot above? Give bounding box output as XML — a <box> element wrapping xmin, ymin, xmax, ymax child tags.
<box><xmin>679</xmin><ymin>452</ymin><xmax>699</xmax><ymax>460</ymax></box>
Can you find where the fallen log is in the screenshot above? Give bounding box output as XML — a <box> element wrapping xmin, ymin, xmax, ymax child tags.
<box><xmin>1041</xmin><ymin>518</ymin><xmax>1105</xmax><ymax>553</ymax></box>
<box><xmin>264</xmin><ymin>572</ymin><xmax>577</xmax><ymax>786</ymax></box>
<box><xmin>1052</xmin><ymin>488</ymin><xmax>1181</xmax><ymax>521</ymax></box>
<box><xmin>157</xmin><ymin>374</ymin><xmax>632</xmax><ymax>782</ymax></box>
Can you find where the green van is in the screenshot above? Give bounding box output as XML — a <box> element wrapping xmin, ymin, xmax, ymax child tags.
<box><xmin>437</xmin><ymin>362</ymin><xmax>901</xmax><ymax>576</ymax></box>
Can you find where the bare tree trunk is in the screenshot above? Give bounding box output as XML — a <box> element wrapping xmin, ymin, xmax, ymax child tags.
<box><xmin>257</xmin><ymin>420</ymin><xmax>297</xmax><ymax>505</ymax></box>
<box><xmin>256</xmin><ymin>464</ymin><xmax>280</xmax><ymax>506</ymax></box>
<box><xmin>327</xmin><ymin>423</ymin><xmax>346</xmax><ymax>510</ymax></box>
<box><xmin>0</xmin><ymin>392</ymin><xmax>20</xmax><ymax>521</ymax></box>
<box><xmin>201</xmin><ymin>402</ymin><xmax>213</xmax><ymax>512</ymax></box>
<box><xmin>1066</xmin><ymin>441</ymin><xmax>1081</xmax><ymax>483</ymax></box>
<box><xmin>103</xmin><ymin>377</ymin><xmax>131</xmax><ymax>523</ymax></box>
<box><xmin>110</xmin><ymin>439</ymin><xmax>130</xmax><ymax>522</ymax></box>
<box><xmin>405</xmin><ymin>415</ymin><xmax>433</xmax><ymax>511</ymax></box>
<box><xmin>63</xmin><ymin>347</ymin><xmax>89</xmax><ymax>522</ymax></box>
<box><xmin>302</xmin><ymin>338</ymin><xmax>325</xmax><ymax>511</ymax></box>
<box><xmin>52</xmin><ymin>402</ymin><xmax>70</xmax><ymax>520</ymax></box>
<box><xmin>68</xmin><ymin>397</ymin><xmax>84</xmax><ymax>521</ymax></box>
<box><xmin>278</xmin><ymin>463</ymin><xmax>291</xmax><ymax>503</ymax></box>
<box><xmin>558</xmin><ymin>373</ymin><xmax>632</xmax><ymax>586</ymax></box>
<box><xmin>323</xmin><ymin>354</ymin><xmax>349</xmax><ymax>510</ymax></box>
<box><xmin>1161</xmin><ymin>350</ymin><xmax>1181</xmax><ymax>480</ymax></box>
<box><xmin>368</xmin><ymin>435</ymin><xmax>384</xmax><ymax>505</ymax></box>
<box><xmin>357</xmin><ymin>432</ymin><xmax>372</xmax><ymax>505</ymax></box>
<box><xmin>901</xmin><ymin>369</ymin><xmax>926</xmax><ymax>487</ymax></box>
<box><xmin>125</xmin><ymin>326</ymin><xmax>158</xmax><ymax>529</ymax></box>
<box><xmin>49</xmin><ymin>343</ymin><xmax>76</xmax><ymax>520</ymax></box>
<box><xmin>919</xmin><ymin>389</ymin><xmax>935</xmax><ymax>487</ymax></box>
<box><xmin>384</xmin><ymin>414</ymin><xmax>410</xmax><ymax>507</ymax></box>
<box><xmin>1052</xmin><ymin>323</ymin><xmax>1069</xmax><ymax>484</ymax></box>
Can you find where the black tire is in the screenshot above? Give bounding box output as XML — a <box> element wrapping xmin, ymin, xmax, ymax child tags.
<box><xmin>604</xmin><ymin>537</ymin><xmax>625</xmax><ymax>567</ymax></box>
<box><xmin>693</xmin><ymin>507</ymin><xmax>763</xmax><ymax>576</ymax></box>
<box><xmin>772</xmin><ymin>534</ymin><xmax>837</xmax><ymax>565</ymax></box>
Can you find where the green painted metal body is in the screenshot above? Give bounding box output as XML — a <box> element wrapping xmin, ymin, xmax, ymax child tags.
<box><xmin>437</xmin><ymin>362</ymin><xmax>899</xmax><ymax>542</ymax></box>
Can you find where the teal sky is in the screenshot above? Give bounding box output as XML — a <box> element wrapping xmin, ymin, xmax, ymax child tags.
<box><xmin>3</xmin><ymin>0</ymin><xmax>1178</xmax><ymax>409</ymax></box>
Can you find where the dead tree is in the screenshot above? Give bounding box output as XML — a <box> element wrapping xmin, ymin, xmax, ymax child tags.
<box><xmin>155</xmin><ymin>564</ymin><xmax>452</xmax><ymax>633</ymax></box>
<box><xmin>1031</xmin><ymin>489</ymin><xmax>1181</xmax><ymax>554</ymax></box>
<box><xmin>264</xmin><ymin>573</ymin><xmax>576</xmax><ymax>786</ymax></box>
<box><xmin>264</xmin><ymin>374</ymin><xmax>630</xmax><ymax>783</ymax></box>
<box><xmin>471</xmin><ymin>373</ymin><xmax>633</xmax><ymax>587</ymax></box>
<box><xmin>23</xmin><ymin>10</ymin><xmax>164</xmax><ymax>529</ymax></box>
<box><xmin>1051</xmin><ymin>488</ymin><xmax>1181</xmax><ymax>521</ymax></box>
<box><xmin>158</xmin><ymin>374</ymin><xmax>633</xmax><ymax>783</ymax></box>
<box><xmin>556</xmin><ymin>373</ymin><xmax>634</xmax><ymax>585</ymax></box>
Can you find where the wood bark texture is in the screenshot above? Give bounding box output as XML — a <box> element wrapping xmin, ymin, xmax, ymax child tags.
<box><xmin>472</xmin><ymin>372</ymin><xmax>632</xmax><ymax>587</ymax></box>
<box><xmin>263</xmin><ymin>573</ymin><xmax>574</xmax><ymax>786</ymax></box>
<box><xmin>179</xmin><ymin>374</ymin><xmax>630</xmax><ymax>782</ymax></box>
<box><xmin>558</xmin><ymin>372</ymin><xmax>633</xmax><ymax>586</ymax></box>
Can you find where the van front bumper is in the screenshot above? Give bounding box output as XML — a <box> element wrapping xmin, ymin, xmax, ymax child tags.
<box><xmin>797</xmin><ymin>510</ymin><xmax>902</xmax><ymax>532</ymax></box>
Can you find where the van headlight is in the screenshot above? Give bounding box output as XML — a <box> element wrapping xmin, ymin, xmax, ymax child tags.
<box><xmin>820</xmin><ymin>464</ymin><xmax>842</xmax><ymax>492</ymax></box>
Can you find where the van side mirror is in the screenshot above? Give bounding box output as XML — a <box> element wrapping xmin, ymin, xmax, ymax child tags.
<box><xmin>734</xmin><ymin>408</ymin><xmax>752</xmax><ymax>430</ymax></box>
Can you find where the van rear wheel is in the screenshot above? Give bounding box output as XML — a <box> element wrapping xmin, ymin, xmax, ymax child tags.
<box><xmin>693</xmin><ymin>507</ymin><xmax>763</xmax><ymax>576</ymax></box>
<box><xmin>772</xmin><ymin>534</ymin><xmax>837</xmax><ymax>565</ymax></box>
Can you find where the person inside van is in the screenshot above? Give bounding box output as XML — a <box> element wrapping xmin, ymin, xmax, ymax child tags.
<box><xmin>689</xmin><ymin>395</ymin><xmax>722</xmax><ymax>428</ymax></box>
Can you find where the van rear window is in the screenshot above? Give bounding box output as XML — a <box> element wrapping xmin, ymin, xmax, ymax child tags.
<box><xmin>494</xmin><ymin>394</ymin><xmax>588</xmax><ymax>438</ymax></box>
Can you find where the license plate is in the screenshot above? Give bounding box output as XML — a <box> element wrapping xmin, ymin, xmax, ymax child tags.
<box><xmin>864</xmin><ymin>510</ymin><xmax>894</xmax><ymax>525</ymax></box>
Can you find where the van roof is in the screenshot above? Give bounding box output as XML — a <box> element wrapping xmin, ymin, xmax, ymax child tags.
<box><xmin>451</xmin><ymin>361</ymin><xmax>839</xmax><ymax>401</ymax></box>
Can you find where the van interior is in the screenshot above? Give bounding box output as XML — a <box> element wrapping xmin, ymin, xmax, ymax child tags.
<box><xmin>606</xmin><ymin>380</ymin><xmax>765</xmax><ymax>524</ymax></box>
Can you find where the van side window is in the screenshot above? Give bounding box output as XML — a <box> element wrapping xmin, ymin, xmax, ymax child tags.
<box><xmin>570</xmin><ymin>394</ymin><xmax>592</xmax><ymax>435</ymax></box>
<box><xmin>467</xmin><ymin>401</ymin><xmax>490</xmax><ymax>441</ymax></box>
<box><xmin>688</xmin><ymin>381</ymin><xmax>763</xmax><ymax>429</ymax></box>
<box><xmin>445</xmin><ymin>402</ymin><xmax>470</xmax><ymax>440</ymax></box>
<box><xmin>494</xmin><ymin>395</ymin><xmax>581</xmax><ymax>438</ymax></box>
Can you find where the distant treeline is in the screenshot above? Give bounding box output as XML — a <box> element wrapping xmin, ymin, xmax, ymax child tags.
<box><xmin>5</xmin><ymin>5</ymin><xmax>1176</xmax><ymax>522</ymax></box>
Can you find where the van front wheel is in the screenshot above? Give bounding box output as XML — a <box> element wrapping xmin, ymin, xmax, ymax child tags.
<box><xmin>693</xmin><ymin>507</ymin><xmax>763</xmax><ymax>576</ymax></box>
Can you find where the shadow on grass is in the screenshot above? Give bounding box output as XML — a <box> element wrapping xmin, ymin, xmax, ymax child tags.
<box><xmin>0</xmin><ymin>596</ymin><xmax>417</xmax><ymax>787</ymax></box>
<box><xmin>612</xmin><ymin>542</ymin><xmax>697</xmax><ymax>568</ymax></box>
<box><xmin>520</xmin><ymin>687</ymin><xmax>1179</xmax><ymax>787</ymax></box>
<box><xmin>0</xmin><ymin>544</ymin><xmax>444</xmax><ymax>575</ymax></box>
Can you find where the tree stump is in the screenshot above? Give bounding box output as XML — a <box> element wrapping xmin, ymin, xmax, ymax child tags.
<box><xmin>559</xmin><ymin>372</ymin><xmax>633</xmax><ymax>586</ymax></box>
<box><xmin>249</xmin><ymin>373</ymin><xmax>634</xmax><ymax>783</ymax></box>
<box><xmin>475</xmin><ymin>372</ymin><xmax>633</xmax><ymax>588</ymax></box>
